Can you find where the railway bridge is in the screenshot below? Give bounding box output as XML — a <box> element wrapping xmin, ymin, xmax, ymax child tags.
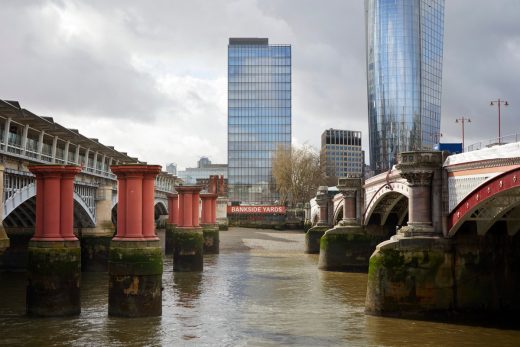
<box><xmin>0</xmin><ymin>99</ymin><xmax>176</xmax><ymax>271</ymax></box>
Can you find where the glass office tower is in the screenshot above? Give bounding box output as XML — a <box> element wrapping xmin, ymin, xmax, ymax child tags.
<box><xmin>228</xmin><ymin>38</ymin><xmax>291</xmax><ymax>204</ymax></box>
<box><xmin>365</xmin><ymin>0</ymin><xmax>444</xmax><ymax>173</ymax></box>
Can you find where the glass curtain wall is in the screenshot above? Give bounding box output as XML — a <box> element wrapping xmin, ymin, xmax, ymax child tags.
<box><xmin>228</xmin><ymin>38</ymin><xmax>292</xmax><ymax>204</ymax></box>
<box><xmin>365</xmin><ymin>0</ymin><xmax>444</xmax><ymax>173</ymax></box>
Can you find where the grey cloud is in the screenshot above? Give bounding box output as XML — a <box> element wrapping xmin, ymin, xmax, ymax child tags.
<box><xmin>0</xmin><ymin>0</ymin><xmax>519</xmax><ymax>167</ymax></box>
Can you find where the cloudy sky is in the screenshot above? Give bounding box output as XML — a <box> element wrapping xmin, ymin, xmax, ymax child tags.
<box><xmin>1</xmin><ymin>0</ymin><xmax>519</xmax><ymax>169</ymax></box>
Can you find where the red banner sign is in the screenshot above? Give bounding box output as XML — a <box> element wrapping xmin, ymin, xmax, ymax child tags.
<box><xmin>227</xmin><ymin>205</ymin><xmax>286</xmax><ymax>214</ymax></box>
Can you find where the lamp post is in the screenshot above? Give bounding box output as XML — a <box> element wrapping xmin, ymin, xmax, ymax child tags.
<box><xmin>455</xmin><ymin>116</ymin><xmax>471</xmax><ymax>152</ymax></box>
<box><xmin>490</xmin><ymin>99</ymin><xmax>509</xmax><ymax>144</ymax></box>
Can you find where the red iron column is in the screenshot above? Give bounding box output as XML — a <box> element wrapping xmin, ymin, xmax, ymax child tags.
<box><xmin>167</xmin><ymin>193</ymin><xmax>179</xmax><ymax>225</ymax></box>
<box><xmin>108</xmin><ymin>164</ymin><xmax>163</xmax><ymax>317</ymax></box>
<box><xmin>26</xmin><ymin>165</ymin><xmax>82</xmax><ymax>317</ymax></box>
<box><xmin>111</xmin><ymin>165</ymin><xmax>162</xmax><ymax>240</ymax></box>
<box><xmin>173</xmin><ymin>185</ymin><xmax>204</xmax><ymax>271</ymax></box>
<box><xmin>200</xmin><ymin>193</ymin><xmax>219</xmax><ymax>254</ymax></box>
<box><xmin>165</xmin><ymin>193</ymin><xmax>179</xmax><ymax>255</ymax></box>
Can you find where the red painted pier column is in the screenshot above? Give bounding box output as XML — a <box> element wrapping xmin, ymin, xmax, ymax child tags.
<box><xmin>165</xmin><ymin>193</ymin><xmax>179</xmax><ymax>255</ymax></box>
<box><xmin>173</xmin><ymin>185</ymin><xmax>204</xmax><ymax>271</ymax></box>
<box><xmin>108</xmin><ymin>164</ymin><xmax>163</xmax><ymax>317</ymax></box>
<box><xmin>26</xmin><ymin>165</ymin><xmax>82</xmax><ymax>317</ymax></box>
<box><xmin>200</xmin><ymin>193</ymin><xmax>219</xmax><ymax>254</ymax></box>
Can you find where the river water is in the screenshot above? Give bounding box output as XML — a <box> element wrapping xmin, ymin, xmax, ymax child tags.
<box><xmin>1</xmin><ymin>228</ymin><xmax>520</xmax><ymax>346</ymax></box>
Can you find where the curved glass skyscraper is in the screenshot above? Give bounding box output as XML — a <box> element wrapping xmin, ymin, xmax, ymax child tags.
<box><xmin>365</xmin><ymin>0</ymin><xmax>444</xmax><ymax>173</ymax></box>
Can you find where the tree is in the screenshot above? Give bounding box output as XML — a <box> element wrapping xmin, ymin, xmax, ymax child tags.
<box><xmin>272</xmin><ymin>145</ymin><xmax>325</xmax><ymax>206</ymax></box>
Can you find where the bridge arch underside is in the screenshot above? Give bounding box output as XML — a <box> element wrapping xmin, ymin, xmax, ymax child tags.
<box><xmin>447</xmin><ymin>169</ymin><xmax>520</xmax><ymax>313</ymax></box>
<box><xmin>3</xmin><ymin>197</ymin><xmax>95</xmax><ymax>228</ymax></box>
<box><xmin>333</xmin><ymin>205</ymin><xmax>343</xmax><ymax>225</ymax></box>
<box><xmin>365</xmin><ymin>192</ymin><xmax>408</xmax><ymax>231</ymax></box>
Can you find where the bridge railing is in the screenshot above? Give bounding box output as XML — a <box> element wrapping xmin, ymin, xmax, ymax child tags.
<box><xmin>466</xmin><ymin>132</ymin><xmax>520</xmax><ymax>152</ymax></box>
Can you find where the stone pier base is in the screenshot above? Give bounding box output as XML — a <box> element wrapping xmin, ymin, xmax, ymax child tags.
<box><xmin>108</xmin><ymin>240</ymin><xmax>163</xmax><ymax>317</ymax></box>
<box><xmin>202</xmin><ymin>224</ymin><xmax>219</xmax><ymax>254</ymax></box>
<box><xmin>305</xmin><ymin>225</ymin><xmax>329</xmax><ymax>254</ymax></box>
<box><xmin>173</xmin><ymin>228</ymin><xmax>204</xmax><ymax>272</ymax></box>
<box><xmin>318</xmin><ymin>226</ymin><xmax>385</xmax><ymax>272</ymax></box>
<box><xmin>80</xmin><ymin>232</ymin><xmax>113</xmax><ymax>272</ymax></box>
<box><xmin>165</xmin><ymin>223</ymin><xmax>176</xmax><ymax>255</ymax></box>
<box><xmin>365</xmin><ymin>236</ymin><xmax>453</xmax><ymax>317</ymax></box>
<box><xmin>26</xmin><ymin>240</ymin><xmax>81</xmax><ymax>317</ymax></box>
<box><xmin>0</xmin><ymin>226</ymin><xmax>9</xmax><ymax>254</ymax></box>
<box><xmin>0</xmin><ymin>228</ymin><xmax>33</xmax><ymax>271</ymax></box>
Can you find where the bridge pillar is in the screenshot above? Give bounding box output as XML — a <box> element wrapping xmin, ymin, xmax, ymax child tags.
<box><xmin>26</xmin><ymin>165</ymin><xmax>82</xmax><ymax>317</ymax></box>
<box><xmin>81</xmin><ymin>184</ymin><xmax>114</xmax><ymax>272</ymax></box>
<box><xmin>108</xmin><ymin>164</ymin><xmax>163</xmax><ymax>317</ymax></box>
<box><xmin>396</xmin><ymin>151</ymin><xmax>444</xmax><ymax>237</ymax></box>
<box><xmin>0</xmin><ymin>165</ymin><xmax>10</xmax><ymax>254</ymax></box>
<box><xmin>173</xmin><ymin>185</ymin><xmax>204</xmax><ymax>272</ymax></box>
<box><xmin>165</xmin><ymin>193</ymin><xmax>178</xmax><ymax>255</ymax></box>
<box><xmin>201</xmin><ymin>193</ymin><xmax>219</xmax><ymax>254</ymax></box>
<box><xmin>319</xmin><ymin>177</ymin><xmax>384</xmax><ymax>271</ymax></box>
<box><xmin>365</xmin><ymin>151</ymin><xmax>454</xmax><ymax>317</ymax></box>
<box><xmin>305</xmin><ymin>186</ymin><xmax>331</xmax><ymax>254</ymax></box>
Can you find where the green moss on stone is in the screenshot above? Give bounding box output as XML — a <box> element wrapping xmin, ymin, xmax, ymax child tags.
<box><xmin>109</xmin><ymin>247</ymin><xmax>163</xmax><ymax>276</ymax></box>
<box><xmin>173</xmin><ymin>230</ymin><xmax>204</xmax><ymax>250</ymax></box>
<box><xmin>28</xmin><ymin>247</ymin><xmax>81</xmax><ymax>276</ymax></box>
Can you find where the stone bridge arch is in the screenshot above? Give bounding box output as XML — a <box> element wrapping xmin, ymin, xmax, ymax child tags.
<box><xmin>3</xmin><ymin>183</ymin><xmax>96</xmax><ymax>228</ymax></box>
<box><xmin>364</xmin><ymin>182</ymin><xmax>409</xmax><ymax>227</ymax></box>
<box><xmin>448</xmin><ymin>167</ymin><xmax>520</xmax><ymax>237</ymax></box>
<box><xmin>154</xmin><ymin>199</ymin><xmax>168</xmax><ymax>221</ymax></box>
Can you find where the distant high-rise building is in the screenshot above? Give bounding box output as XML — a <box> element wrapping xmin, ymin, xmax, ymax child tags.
<box><xmin>321</xmin><ymin>129</ymin><xmax>363</xmax><ymax>178</ymax></box>
<box><xmin>365</xmin><ymin>0</ymin><xmax>445</xmax><ymax>173</ymax></box>
<box><xmin>177</xmin><ymin>157</ymin><xmax>227</xmax><ymax>184</ymax></box>
<box><xmin>227</xmin><ymin>38</ymin><xmax>292</xmax><ymax>204</ymax></box>
<box><xmin>166</xmin><ymin>162</ymin><xmax>177</xmax><ymax>176</ymax></box>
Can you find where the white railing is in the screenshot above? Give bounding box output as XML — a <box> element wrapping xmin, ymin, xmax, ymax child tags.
<box><xmin>466</xmin><ymin>132</ymin><xmax>520</xmax><ymax>152</ymax></box>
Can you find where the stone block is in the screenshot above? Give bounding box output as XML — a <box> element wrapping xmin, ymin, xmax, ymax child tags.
<box><xmin>173</xmin><ymin>228</ymin><xmax>204</xmax><ymax>272</ymax></box>
<box><xmin>318</xmin><ymin>226</ymin><xmax>386</xmax><ymax>272</ymax></box>
<box><xmin>108</xmin><ymin>240</ymin><xmax>162</xmax><ymax>317</ymax></box>
<box><xmin>305</xmin><ymin>225</ymin><xmax>329</xmax><ymax>254</ymax></box>
<box><xmin>26</xmin><ymin>240</ymin><xmax>81</xmax><ymax>317</ymax></box>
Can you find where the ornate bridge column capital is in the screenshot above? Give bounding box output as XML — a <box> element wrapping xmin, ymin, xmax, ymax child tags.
<box><xmin>395</xmin><ymin>151</ymin><xmax>444</xmax><ymax>236</ymax></box>
<box><xmin>315</xmin><ymin>186</ymin><xmax>330</xmax><ymax>226</ymax></box>
<box><xmin>396</xmin><ymin>151</ymin><xmax>443</xmax><ymax>187</ymax></box>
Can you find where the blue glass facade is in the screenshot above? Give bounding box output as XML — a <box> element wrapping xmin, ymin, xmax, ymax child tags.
<box><xmin>365</xmin><ymin>0</ymin><xmax>444</xmax><ymax>173</ymax></box>
<box><xmin>228</xmin><ymin>38</ymin><xmax>292</xmax><ymax>204</ymax></box>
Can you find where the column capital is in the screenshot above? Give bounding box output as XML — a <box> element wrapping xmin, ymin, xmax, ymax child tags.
<box><xmin>176</xmin><ymin>185</ymin><xmax>203</xmax><ymax>194</ymax></box>
<box><xmin>28</xmin><ymin>165</ymin><xmax>82</xmax><ymax>177</ymax></box>
<box><xmin>396</xmin><ymin>151</ymin><xmax>443</xmax><ymax>187</ymax></box>
<box><xmin>200</xmin><ymin>193</ymin><xmax>218</xmax><ymax>200</ymax></box>
<box><xmin>110</xmin><ymin>164</ymin><xmax>162</xmax><ymax>178</ymax></box>
<box><xmin>315</xmin><ymin>186</ymin><xmax>329</xmax><ymax>207</ymax></box>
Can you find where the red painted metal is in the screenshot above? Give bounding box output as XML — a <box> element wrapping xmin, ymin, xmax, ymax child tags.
<box><xmin>175</xmin><ymin>185</ymin><xmax>203</xmax><ymax>228</ymax></box>
<box><xmin>28</xmin><ymin>165</ymin><xmax>82</xmax><ymax>241</ymax></box>
<box><xmin>111</xmin><ymin>164</ymin><xmax>162</xmax><ymax>240</ymax></box>
<box><xmin>448</xmin><ymin>167</ymin><xmax>520</xmax><ymax>233</ymax></box>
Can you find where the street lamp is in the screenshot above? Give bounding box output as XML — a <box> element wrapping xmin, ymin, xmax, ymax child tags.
<box><xmin>490</xmin><ymin>98</ymin><xmax>509</xmax><ymax>143</ymax></box>
<box><xmin>455</xmin><ymin>116</ymin><xmax>471</xmax><ymax>152</ymax></box>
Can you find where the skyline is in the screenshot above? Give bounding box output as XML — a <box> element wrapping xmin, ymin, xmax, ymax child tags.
<box><xmin>0</xmin><ymin>1</ymin><xmax>519</xmax><ymax>170</ymax></box>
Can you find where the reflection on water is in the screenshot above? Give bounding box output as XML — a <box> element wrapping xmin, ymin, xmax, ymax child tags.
<box><xmin>1</xmin><ymin>229</ymin><xmax>520</xmax><ymax>346</ymax></box>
